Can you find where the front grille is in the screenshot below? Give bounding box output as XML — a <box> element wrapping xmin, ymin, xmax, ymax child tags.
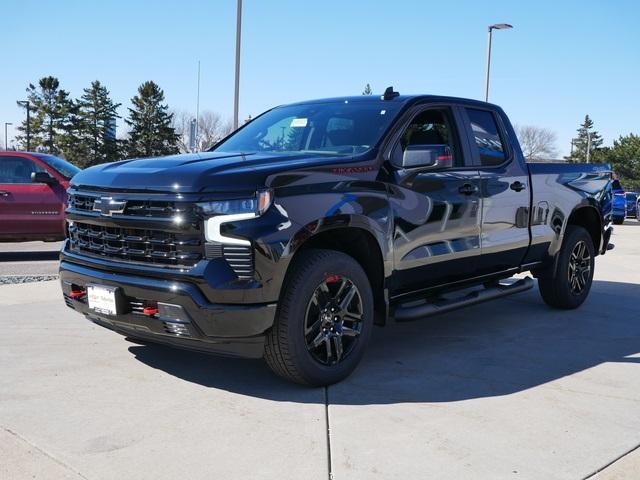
<box><xmin>70</xmin><ymin>194</ymin><xmax>96</xmax><ymax>211</ymax></box>
<box><xmin>68</xmin><ymin>222</ymin><xmax>203</xmax><ymax>267</ymax></box>
<box><xmin>68</xmin><ymin>193</ymin><xmax>188</xmax><ymax>219</ymax></box>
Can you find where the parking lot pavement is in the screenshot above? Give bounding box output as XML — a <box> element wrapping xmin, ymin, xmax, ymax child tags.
<box><xmin>0</xmin><ymin>241</ymin><xmax>61</xmax><ymax>276</ymax></box>
<box><xmin>0</xmin><ymin>222</ymin><xmax>639</xmax><ymax>480</ymax></box>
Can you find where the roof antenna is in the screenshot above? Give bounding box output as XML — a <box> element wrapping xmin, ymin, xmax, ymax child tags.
<box><xmin>382</xmin><ymin>86</ymin><xmax>400</xmax><ymax>100</ymax></box>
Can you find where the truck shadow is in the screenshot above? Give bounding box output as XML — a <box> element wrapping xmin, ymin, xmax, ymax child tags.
<box><xmin>129</xmin><ymin>279</ymin><xmax>640</xmax><ymax>405</ymax></box>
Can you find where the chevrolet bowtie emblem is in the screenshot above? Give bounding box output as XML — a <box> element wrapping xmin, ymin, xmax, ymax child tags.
<box><xmin>93</xmin><ymin>197</ymin><xmax>127</xmax><ymax>216</ymax></box>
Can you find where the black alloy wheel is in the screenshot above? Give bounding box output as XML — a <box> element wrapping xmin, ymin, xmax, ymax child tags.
<box><xmin>567</xmin><ymin>240</ymin><xmax>591</xmax><ymax>295</ymax></box>
<box><xmin>304</xmin><ymin>275</ymin><xmax>364</xmax><ymax>366</ymax></box>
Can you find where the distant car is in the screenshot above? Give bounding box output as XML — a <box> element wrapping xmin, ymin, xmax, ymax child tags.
<box><xmin>625</xmin><ymin>192</ymin><xmax>638</xmax><ymax>218</ymax></box>
<box><xmin>612</xmin><ymin>179</ymin><xmax>626</xmax><ymax>225</ymax></box>
<box><xmin>0</xmin><ymin>152</ymin><xmax>80</xmax><ymax>242</ymax></box>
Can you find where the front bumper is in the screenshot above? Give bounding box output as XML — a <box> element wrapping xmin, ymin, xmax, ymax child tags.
<box><xmin>60</xmin><ymin>260</ymin><xmax>277</xmax><ymax>358</ymax></box>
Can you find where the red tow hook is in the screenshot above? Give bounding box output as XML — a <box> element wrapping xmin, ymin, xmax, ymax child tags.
<box><xmin>69</xmin><ymin>289</ymin><xmax>86</xmax><ymax>300</ymax></box>
<box><xmin>143</xmin><ymin>306</ymin><xmax>159</xmax><ymax>316</ymax></box>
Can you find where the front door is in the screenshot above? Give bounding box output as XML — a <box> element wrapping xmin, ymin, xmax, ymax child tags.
<box><xmin>388</xmin><ymin>106</ymin><xmax>481</xmax><ymax>295</ymax></box>
<box><xmin>0</xmin><ymin>155</ymin><xmax>64</xmax><ymax>238</ymax></box>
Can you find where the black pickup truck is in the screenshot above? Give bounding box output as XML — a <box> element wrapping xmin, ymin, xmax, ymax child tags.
<box><xmin>60</xmin><ymin>89</ymin><xmax>613</xmax><ymax>386</ymax></box>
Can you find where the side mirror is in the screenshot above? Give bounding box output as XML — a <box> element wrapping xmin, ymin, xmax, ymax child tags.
<box><xmin>401</xmin><ymin>144</ymin><xmax>453</xmax><ymax>169</ymax></box>
<box><xmin>31</xmin><ymin>171</ymin><xmax>57</xmax><ymax>184</ymax></box>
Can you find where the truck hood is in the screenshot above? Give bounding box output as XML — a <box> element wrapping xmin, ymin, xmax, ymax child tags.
<box><xmin>70</xmin><ymin>151</ymin><xmax>345</xmax><ymax>193</ymax></box>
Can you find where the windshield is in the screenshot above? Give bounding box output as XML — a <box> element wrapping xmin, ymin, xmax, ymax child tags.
<box><xmin>33</xmin><ymin>154</ymin><xmax>80</xmax><ymax>179</ymax></box>
<box><xmin>213</xmin><ymin>102</ymin><xmax>401</xmax><ymax>156</ymax></box>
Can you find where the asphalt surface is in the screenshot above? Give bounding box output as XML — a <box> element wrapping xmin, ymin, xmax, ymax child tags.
<box><xmin>0</xmin><ymin>241</ymin><xmax>61</xmax><ymax>276</ymax></box>
<box><xmin>1</xmin><ymin>221</ymin><xmax>639</xmax><ymax>479</ymax></box>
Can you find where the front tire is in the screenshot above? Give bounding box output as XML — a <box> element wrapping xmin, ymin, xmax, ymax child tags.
<box><xmin>264</xmin><ymin>249</ymin><xmax>374</xmax><ymax>386</ymax></box>
<box><xmin>538</xmin><ymin>225</ymin><xmax>595</xmax><ymax>309</ymax></box>
<box><xmin>613</xmin><ymin>216</ymin><xmax>625</xmax><ymax>225</ymax></box>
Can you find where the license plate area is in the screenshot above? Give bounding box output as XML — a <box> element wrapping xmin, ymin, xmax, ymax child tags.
<box><xmin>87</xmin><ymin>284</ymin><xmax>121</xmax><ymax>316</ymax></box>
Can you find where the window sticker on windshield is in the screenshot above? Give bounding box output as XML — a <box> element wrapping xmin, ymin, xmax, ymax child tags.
<box><xmin>291</xmin><ymin>118</ymin><xmax>308</xmax><ymax>128</ymax></box>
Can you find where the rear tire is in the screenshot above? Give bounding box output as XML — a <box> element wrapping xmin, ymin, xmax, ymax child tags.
<box><xmin>613</xmin><ymin>217</ymin><xmax>624</xmax><ymax>225</ymax></box>
<box><xmin>538</xmin><ymin>225</ymin><xmax>595</xmax><ymax>309</ymax></box>
<box><xmin>264</xmin><ymin>249</ymin><xmax>374</xmax><ymax>386</ymax></box>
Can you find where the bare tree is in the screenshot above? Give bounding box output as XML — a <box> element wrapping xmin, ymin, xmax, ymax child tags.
<box><xmin>172</xmin><ymin>109</ymin><xmax>232</xmax><ymax>153</ymax></box>
<box><xmin>515</xmin><ymin>125</ymin><xmax>559</xmax><ymax>161</ymax></box>
<box><xmin>198</xmin><ymin>111</ymin><xmax>232</xmax><ymax>150</ymax></box>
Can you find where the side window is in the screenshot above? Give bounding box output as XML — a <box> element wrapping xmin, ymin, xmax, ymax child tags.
<box><xmin>394</xmin><ymin>108</ymin><xmax>461</xmax><ymax>167</ymax></box>
<box><xmin>466</xmin><ymin>108</ymin><xmax>506</xmax><ymax>166</ymax></box>
<box><xmin>0</xmin><ymin>156</ymin><xmax>45</xmax><ymax>184</ymax></box>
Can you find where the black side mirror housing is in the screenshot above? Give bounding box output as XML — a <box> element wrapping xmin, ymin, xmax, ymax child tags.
<box><xmin>401</xmin><ymin>144</ymin><xmax>453</xmax><ymax>170</ymax></box>
<box><xmin>31</xmin><ymin>171</ymin><xmax>57</xmax><ymax>184</ymax></box>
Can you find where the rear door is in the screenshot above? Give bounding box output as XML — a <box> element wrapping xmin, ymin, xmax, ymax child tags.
<box><xmin>460</xmin><ymin>107</ymin><xmax>531</xmax><ymax>274</ymax></box>
<box><xmin>388</xmin><ymin>105</ymin><xmax>482</xmax><ymax>294</ymax></box>
<box><xmin>0</xmin><ymin>155</ymin><xmax>64</xmax><ymax>238</ymax></box>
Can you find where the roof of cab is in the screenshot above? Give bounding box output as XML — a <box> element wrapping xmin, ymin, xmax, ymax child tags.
<box><xmin>286</xmin><ymin>94</ymin><xmax>499</xmax><ymax>110</ymax></box>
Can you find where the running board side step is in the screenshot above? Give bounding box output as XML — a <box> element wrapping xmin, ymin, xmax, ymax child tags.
<box><xmin>393</xmin><ymin>277</ymin><xmax>534</xmax><ymax>322</ymax></box>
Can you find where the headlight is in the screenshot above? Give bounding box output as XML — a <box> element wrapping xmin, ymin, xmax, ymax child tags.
<box><xmin>200</xmin><ymin>189</ymin><xmax>273</xmax><ymax>246</ymax></box>
<box><xmin>197</xmin><ymin>189</ymin><xmax>272</xmax><ymax>216</ymax></box>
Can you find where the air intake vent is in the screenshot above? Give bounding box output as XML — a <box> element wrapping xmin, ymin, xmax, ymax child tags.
<box><xmin>205</xmin><ymin>243</ymin><xmax>254</xmax><ymax>280</ymax></box>
<box><xmin>163</xmin><ymin>322</ymin><xmax>191</xmax><ymax>337</ymax></box>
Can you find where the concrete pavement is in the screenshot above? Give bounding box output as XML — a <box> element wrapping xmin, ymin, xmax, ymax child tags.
<box><xmin>1</xmin><ymin>222</ymin><xmax>639</xmax><ymax>479</ymax></box>
<box><xmin>0</xmin><ymin>241</ymin><xmax>61</xmax><ymax>276</ymax></box>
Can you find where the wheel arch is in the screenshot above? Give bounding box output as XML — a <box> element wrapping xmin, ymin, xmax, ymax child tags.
<box><xmin>566</xmin><ymin>205</ymin><xmax>603</xmax><ymax>254</ymax></box>
<box><xmin>285</xmin><ymin>219</ymin><xmax>389</xmax><ymax>325</ymax></box>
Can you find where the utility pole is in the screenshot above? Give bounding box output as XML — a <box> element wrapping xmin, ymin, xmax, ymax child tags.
<box><xmin>586</xmin><ymin>131</ymin><xmax>592</xmax><ymax>163</ymax></box>
<box><xmin>4</xmin><ymin>122</ymin><xmax>12</xmax><ymax>151</ymax></box>
<box><xmin>484</xmin><ymin>23</ymin><xmax>513</xmax><ymax>102</ymax></box>
<box><xmin>196</xmin><ymin>60</ymin><xmax>201</xmax><ymax>151</ymax></box>
<box><xmin>233</xmin><ymin>0</ymin><xmax>243</xmax><ymax>130</ymax></box>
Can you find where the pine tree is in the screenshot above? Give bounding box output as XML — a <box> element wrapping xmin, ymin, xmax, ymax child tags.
<box><xmin>565</xmin><ymin>115</ymin><xmax>604</xmax><ymax>162</ymax></box>
<box><xmin>75</xmin><ymin>80</ymin><xmax>121</xmax><ymax>167</ymax></box>
<box><xmin>125</xmin><ymin>81</ymin><xmax>179</xmax><ymax>158</ymax></box>
<box><xmin>15</xmin><ymin>76</ymin><xmax>74</xmax><ymax>154</ymax></box>
<box><xmin>362</xmin><ymin>83</ymin><xmax>373</xmax><ymax>95</ymax></box>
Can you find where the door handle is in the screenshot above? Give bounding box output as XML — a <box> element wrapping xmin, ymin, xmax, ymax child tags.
<box><xmin>510</xmin><ymin>181</ymin><xmax>526</xmax><ymax>192</ymax></box>
<box><xmin>0</xmin><ymin>190</ymin><xmax>10</xmax><ymax>197</ymax></box>
<box><xmin>458</xmin><ymin>183</ymin><xmax>478</xmax><ymax>195</ymax></box>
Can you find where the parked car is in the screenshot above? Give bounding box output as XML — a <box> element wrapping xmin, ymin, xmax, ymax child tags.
<box><xmin>625</xmin><ymin>192</ymin><xmax>638</xmax><ymax>218</ymax></box>
<box><xmin>60</xmin><ymin>91</ymin><xmax>613</xmax><ymax>386</ymax></box>
<box><xmin>612</xmin><ymin>179</ymin><xmax>626</xmax><ymax>224</ymax></box>
<box><xmin>0</xmin><ymin>152</ymin><xmax>80</xmax><ymax>242</ymax></box>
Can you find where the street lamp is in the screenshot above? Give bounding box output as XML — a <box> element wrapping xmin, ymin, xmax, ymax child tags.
<box><xmin>4</xmin><ymin>123</ymin><xmax>12</xmax><ymax>151</ymax></box>
<box><xmin>484</xmin><ymin>23</ymin><xmax>513</xmax><ymax>102</ymax></box>
<box><xmin>233</xmin><ymin>0</ymin><xmax>243</xmax><ymax>130</ymax></box>
<box><xmin>17</xmin><ymin>100</ymin><xmax>31</xmax><ymax>151</ymax></box>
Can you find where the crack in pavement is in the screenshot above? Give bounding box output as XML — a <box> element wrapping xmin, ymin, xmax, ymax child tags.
<box><xmin>324</xmin><ymin>386</ymin><xmax>334</xmax><ymax>480</ymax></box>
<box><xmin>582</xmin><ymin>442</ymin><xmax>640</xmax><ymax>479</ymax></box>
<box><xmin>2</xmin><ymin>426</ymin><xmax>90</xmax><ymax>480</ymax></box>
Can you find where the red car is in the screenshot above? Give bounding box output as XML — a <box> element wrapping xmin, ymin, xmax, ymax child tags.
<box><xmin>0</xmin><ymin>152</ymin><xmax>80</xmax><ymax>242</ymax></box>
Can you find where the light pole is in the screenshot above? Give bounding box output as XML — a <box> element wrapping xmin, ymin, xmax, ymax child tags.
<box><xmin>4</xmin><ymin>123</ymin><xmax>12</xmax><ymax>151</ymax></box>
<box><xmin>17</xmin><ymin>100</ymin><xmax>31</xmax><ymax>151</ymax></box>
<box><xmin>484</xmin><ymin>23</ymin><xmax>513</xmax><ymax>102</ymax></box>
<box><xmin>585</xmin><ymin>131</ymin><xmax>592</xmax><ymax>163</ymax></box>
<box><xmin>233</xmin><ymin>0</ymin><xmax>243</xmax><ymax>130</ymax></box>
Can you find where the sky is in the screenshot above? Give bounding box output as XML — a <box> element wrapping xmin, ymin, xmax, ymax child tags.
<box><xmin>1</xmin><ymin>0</ymin><xmax>639</xmax><ymax>157</ymax></box>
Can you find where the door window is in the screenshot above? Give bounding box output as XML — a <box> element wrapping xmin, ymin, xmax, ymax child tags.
<box><xmin>466</xmin><ymin>109</ymin><xmax>506</xmax><ymax>166</ymax></box>
<box><xmin>0</xmin><ymin>156</ymin><xmax>45</xmax><ymax>184</ymax></box>
<box><xmin>394</xmin><ymin>108</ymin><xmax>461</xmax><ymax>167</ymax></box>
